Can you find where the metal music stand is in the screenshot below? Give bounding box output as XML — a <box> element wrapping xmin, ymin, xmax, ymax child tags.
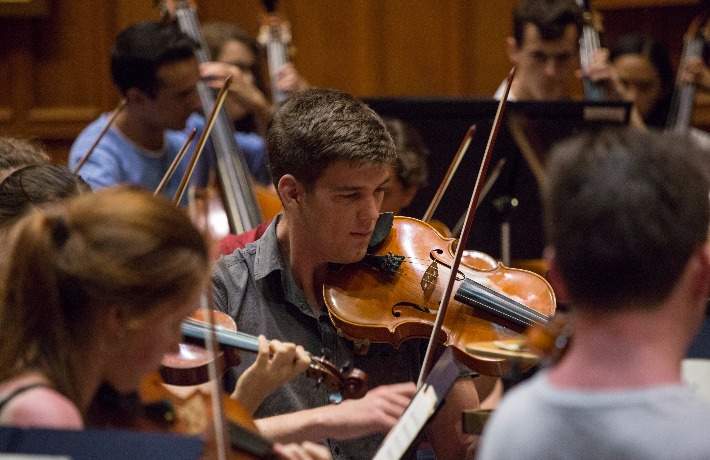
<box><xmin>0</xmin><ymin>426</ymin><xmax>204</xmax><ymax>460</ymax></box>
<box><xmin>364</xmin><ymin>98</ymin><xmax>631</xmax><ymax>262</ymax></box>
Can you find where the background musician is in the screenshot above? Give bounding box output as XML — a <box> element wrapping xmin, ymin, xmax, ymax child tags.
<box><xmin>203</xmin><ymin>21</ymin><xmax>309</xmax><ymax>141</ymax></box>
<box><xmin>477</xmin><ymin>127</ymin><xmax>710</xmax><ymax>459</ymax></box>
<box><xmin>214</xmin><ymin>88</ymin><xmax>480</xmax><ymax>459</ymax></box>
<box><xmin>68</xmin><ymin>21</ymin><xmax>271</xmax><ymax>200</ymax></box>
<box><xmin>379</xmin><ymin>117</ymin><xmax>430</xmax><ymax>217</ymax></box>
<box><xmin>498</xmin><ymin>0</ymin><xmax>584</xmax><ymax>101</ymax></box>
<box><xmin>603</xmin><ymin>34</ymin><xmax>675</xmax><ymax>128</ymax></box>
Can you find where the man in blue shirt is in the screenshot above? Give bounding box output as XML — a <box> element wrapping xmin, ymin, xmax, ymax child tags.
<box><xmin>69</xmin><ymin>21</ymin><xmax>270</xmax><ymax>202</ymax></box>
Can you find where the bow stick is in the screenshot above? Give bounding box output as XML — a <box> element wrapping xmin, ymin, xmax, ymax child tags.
<box><xmin>418</xmin><ymin>67</ymin><xmax>516</xmax><ymax>386</ymax></box>
<box><xmin>154</xmin><ymin>128</ymin><xmax>196</xmax><ymax>196</ymax></box>
<box><xmin>173</xmin><ymin>74</ymin><xmax>232</xmax><ymax>205</ymax></box>
<box><xmin>72</xmin><ymin>99</ymin><xmax>127</xmax><ymax>174</ymax></box>
<box><xmin>421</xmin><ymin>125</ymin><xmax>476</xmax><ymax>224</ymax></box>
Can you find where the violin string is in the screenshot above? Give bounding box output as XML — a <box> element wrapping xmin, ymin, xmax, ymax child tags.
<box><xmin>371</xmin><ymin>257</ymin><xmax>551</xmax><ymax>329</ymax></box>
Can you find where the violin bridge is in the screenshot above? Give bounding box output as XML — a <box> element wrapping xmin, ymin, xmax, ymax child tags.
<box><xmin>421</xmin><ymin>260</ymin><xmax>439</xmax><ymax>293</ymax></box>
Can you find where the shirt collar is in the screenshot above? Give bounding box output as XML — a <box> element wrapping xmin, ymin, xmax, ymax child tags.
<box><xmin>253</xmin><ymin>214</ymin><xmax>285</xmax><ymax>282</ymax></box>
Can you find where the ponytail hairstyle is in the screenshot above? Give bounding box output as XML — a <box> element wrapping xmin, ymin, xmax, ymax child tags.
<box><xmin>0</xmin><ymin>186</ymin><xmax>211</xmax><ymax>406</ymax></box>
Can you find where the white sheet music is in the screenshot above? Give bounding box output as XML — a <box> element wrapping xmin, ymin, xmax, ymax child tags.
<box><xmin>373</xmin><ymin>384</ymin><xmax>439</xmax><ymax>460</ymax></box>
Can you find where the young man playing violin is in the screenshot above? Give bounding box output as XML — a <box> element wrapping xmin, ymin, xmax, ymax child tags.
<box><xmin>68</xmin><ymin>21</ymin><xmax>271</xmax><ymax>201</ymax></box>
<box><xmin>477</xmin><ymin>127</ymin><xmax>710</xmax><ymax>459</ymax></box>
<box><xmin>213</xmin><ymin>88</ymin><xmax>481</xmax><ymax>460</ymax></box>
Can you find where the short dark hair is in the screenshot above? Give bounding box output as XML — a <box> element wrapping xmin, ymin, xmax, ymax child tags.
<box><xmin>382</xmin><ymin>118</ymin><xmax>429</xmax><ymax>189</ymax></box>
<box><xmin>111</xmin><ymin>21</ymin><xmax>199</xmax><ymax>97</ymax></box>
<box><xmin>0</xmin><ymin>164</ymin><xmax>91</xmax><ymax>228</ymax></box>
<box><xmin>513</xmin><ymin>0</ymin><xmax>583</xmax><ymax>44</ymax></box>
<box><xmin>266</xmin><ymin>88</ymin><xmax>396</xmax><ymax>189</ymax></box>
<box><xmin>543</xmin><ymin>127</ymin><xmax>710</xmax><ymax>311</ymax></box>
<box><xmin>0</xmin><ymin>137</ymin><xmax>50</xmax><ymax>182</ymax></box>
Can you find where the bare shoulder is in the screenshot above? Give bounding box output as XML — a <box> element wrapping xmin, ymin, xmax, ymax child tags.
<box><xmin>2</xmin><ymin>387</ymin><xmax>83</xmax><ymax>429</ymax></box>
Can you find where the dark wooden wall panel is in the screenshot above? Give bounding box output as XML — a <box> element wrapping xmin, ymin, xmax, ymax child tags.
<box><xmin>0</xmin><ymin>0</ymin><xmax>705</xmax><ymax>165</ymax></box>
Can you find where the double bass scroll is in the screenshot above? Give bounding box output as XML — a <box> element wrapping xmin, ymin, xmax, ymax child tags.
<box><xmin>667</xmin><ymin>13</ymin><xmax>710</xmax><ymax>133</ymax></box>
<box><xmin>258</xmin><ymin>0</ymin><xmax>293</xmax><ymax>106</ymax></box>
<box><xmin>576</xmin><ymin>0</ymin><xmax>607</xmax><ymax>101</ymax></box>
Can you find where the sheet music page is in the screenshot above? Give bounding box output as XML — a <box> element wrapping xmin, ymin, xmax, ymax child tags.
<box><xmin>373</xmin><ymin>348</ymin><xmax>460</xmax><ymax>460</ymax></box>
<box><xmin>373</xmin><ymin>384</ymin><xmax>438</xmax><ymax>460</ymax></box>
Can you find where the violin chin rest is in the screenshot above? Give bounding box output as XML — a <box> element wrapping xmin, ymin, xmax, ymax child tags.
<box><xmin>368</xmin><ymin>212</ymin><xmax>394</xmax><ymax>248</ymax></box>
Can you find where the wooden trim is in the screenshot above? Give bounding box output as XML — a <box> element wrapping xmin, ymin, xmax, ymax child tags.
<box><xmin>692</xmin><ymin>93</ymin><xmax>710</xmax><ymax>130</ymax></box>
<box><xmin>27</xmin><ymin>106</ymin><xmax>101</xmax><ymax>123</ymax></box>
<box><xmin>0</xmin><ymin>0</ymin><xmax>48</xmax><ymax>17</ymax></box>
<box><xmin>0</xmin><ymin>107</ymin><xmax>13</xmax><ymax>123</ymax></box>
<box><xmin>596</xmin><ymin>0</ymin><xmax>699</xmax><ymax>9</ymax></box>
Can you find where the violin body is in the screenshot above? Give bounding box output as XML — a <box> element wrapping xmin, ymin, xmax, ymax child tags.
<box><xmin>139</xmin><ymin>372</ymin><xmax>274</xmax><ymax>460</ymax></box>
<box><xmin>324</xmin><ymin>217</ymin><xmax>556</xmax><ymax>376</ymax></box>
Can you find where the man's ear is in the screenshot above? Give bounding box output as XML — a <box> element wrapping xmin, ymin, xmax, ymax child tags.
<box><xmin>506</xmin><ymin>36</ymin><xmax>520</xmax><ymax>64</ymax></box>
<box><xmin>277</xmin><ymin>174</ymin><xmax>302</xmax><ymax>209</ymax></box>
<box><xmin>125</xmin><ymin>87</ymin><xmax>150</xmax><ymax>106</ymax></box>
<box><xmin>400</xmin><ymin>185</ymin><xmax>419</xmax><ymax>210</ymax></box>
<box><xmin>544</xmin><ymin>247</ymin><xmax>570</xmax><ymax>305</ymax></box>
<box><xmin>691</xmin><ymin>243</ymin><xmax>710</xmax><ymax>302</ymax></box>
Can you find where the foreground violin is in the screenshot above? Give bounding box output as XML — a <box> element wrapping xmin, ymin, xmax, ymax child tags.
<box><xmin>87</xmin><ymin>372</ymin><xmax>274</xmax><ymax>459</ymax></box>
<box><xmin>324</xmin><ymin>217</ymin><xmax>556</xmax><ymax>377</ymax></box>
<box><xmin>171</xmin><ymin>310</ymin><xmax>369</xmax><ymax>401</ymax></box>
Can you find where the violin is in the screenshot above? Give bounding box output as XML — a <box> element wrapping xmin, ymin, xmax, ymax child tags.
<box><xmin>667</xmin><ymin>12</ymin><xmax>710</xmax><ymax>133</ymax></box>
<box><xmin>524</xmin><ymin>312</ymin><xmax>572</xmax><ymax>366</ymax></box>
<box><xmin>86</xmin><ymin>364</ymin><xmax>274</xmax><ymax>459</ymax></box>
<box><xmin>138</xmin><ymin>372</ymin><xmax>275</xmax><ymax>460</ymax></box>
<box><xmin>323</xmin><ymin>216</ymin><xmax>556</xmax><ymax>377</ymax></box>
<box><xmin>169</xmin><ymin>310</ymin><xmax>369</xmax><ymax>401</ymax></box>
<box><xmin>576</xmin><ymin>0</ymin><xmax>607</xmax><ymax>101</ymax></box>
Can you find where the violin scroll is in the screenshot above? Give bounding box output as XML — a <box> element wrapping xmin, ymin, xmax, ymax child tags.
<box><xmin>306</xmin><ymin>356</ymin><xmax>369</xmax><ymax>402</ymax></box>
<box><xmin>524</xmin><ymin>313</ymin><xmax>572</xmax><ymax>366</ymax></box>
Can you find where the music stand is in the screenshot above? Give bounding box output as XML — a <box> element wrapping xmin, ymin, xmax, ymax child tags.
<box><xmin>372</xmin><ymin>348</ymin><xmax>460</xmax><ymax>460</ymax></box>
<box><xmin>0</xmin><ymin>426</ymin><xmax>204</xmax><ymax>460</ymax></box>
<box><xmin>364</xmin><ymin>97</ymin><xmax>631</xmax><ymax>262</ymax></box>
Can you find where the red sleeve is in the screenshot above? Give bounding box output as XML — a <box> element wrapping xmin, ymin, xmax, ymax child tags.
<box><xmin>217</xmin><ymin>219</ymin><xmax>272</xmax><ymax>257</ymax></box>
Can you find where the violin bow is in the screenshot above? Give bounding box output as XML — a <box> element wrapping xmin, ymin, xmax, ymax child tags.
<box><xmin>173</xmin><ymin>74</ymin><xmax>232</xmax><ymax>206</ymax></box>
<box><xmin>72</xmin><ymin>99</ymin><xmax>127</xmax><ymax>175</ymax></box>
<box><xmin>450</xmin><ymin>157</ymin><xmax>506</xmax><ymax>238</ymax></box>
<box><xmin>418</xmin><ymin>67</ymin><xmax>516</xmax><ymax>386</ymax></box>
<box><xmin>164</xmin><ymin>72</ymin><xmax>235</xmax><ymax>458</ymax></box>
<box><xmin>421</xmin><ymin>125</ymin><xmax>476</xmax><ymax>224</ymax></box>
<box><xmin>154</xmin><ymin>128</ymin><xmax>197</xmax><ymax>196</ymax></box>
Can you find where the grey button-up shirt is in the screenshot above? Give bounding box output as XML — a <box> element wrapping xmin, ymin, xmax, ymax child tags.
<box><xmin>213</xmin><ymin>216</ymin><xmax>436</xmax><ymax>459</ymax></box>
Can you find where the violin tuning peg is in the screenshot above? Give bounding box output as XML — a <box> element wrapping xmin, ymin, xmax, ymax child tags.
<box><xmin>339</xmin><ymin>361</ymin><xmax>351</xmax><ymax>373</ymax></box>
